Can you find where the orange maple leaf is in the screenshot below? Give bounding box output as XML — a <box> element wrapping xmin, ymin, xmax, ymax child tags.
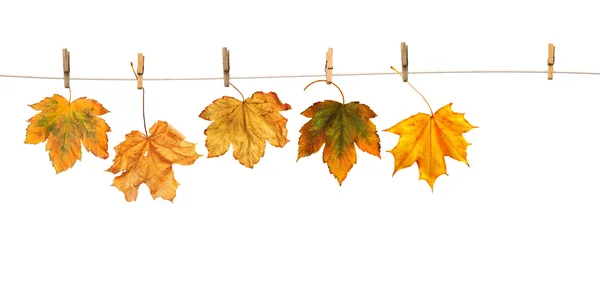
<box><xmin>25</xmin><ymin>94</ymin><xmax>111</xmax><ymax>173</ymax></box>
<box><xmin>106</xmin><ymin>121</ymin><xmax>201</xmax><ymax>202</ymax></box>
<box><xmin>298</xmin><ymin>100</ymin><xmax>381</xmax><ymax>185</ymax></box>
<box><xmin>385</xmin><ymin>103</ymin><xmax>476</xmax><ymax>189</ymax></box>
<box><xmin>199</xmin><ymin>91</ymin><xmax>291</xmax><ymax>168</ymax></box>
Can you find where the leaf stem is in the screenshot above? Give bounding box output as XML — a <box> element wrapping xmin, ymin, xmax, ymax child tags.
<box><xmin>304</xmin><ymin>79</ymin><xmax>346</xmax><ymax>104</ymax></box>
<box><xmin>229</xmin><ymin>83</ymin><xmax>245</xmax><ymax>100</ymax></box>
<box><xmin>130</xmin><ymin>62</ymin><xmax>148</xmax><ymax>136</ymax></box>
<box><xmin>141</xmin><ymin>87</ymin><xmax>148</xmax><ymax>136</ymax></box>
<box><xmin>68</xmin><ymin>87</ymin><xmax>72</xmax><ymax>103</ymax></box>
<box><xmin>391</xmin><ymin>66</ymin><xmax>433</xmax><ymax>115</ymax></box>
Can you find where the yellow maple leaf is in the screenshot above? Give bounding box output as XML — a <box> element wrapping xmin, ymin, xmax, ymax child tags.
<box><xmin>385</xmin><ymin>103</ymin><xmax>476</xmax><ymax>189</ymax></box>
<box><xmin>199</xmin><ymin>91</ymin><xmax>291</xmax><ymax>168</ymax></box>
<box><xmin>25</xmin><ymin>94</ymin><xmax>111</xmax><ymax>173</ymax></box>
<box><xmin>106</xmin><ymin>121</ymin><xmax>201</xmax><ymax>202</ymax></box>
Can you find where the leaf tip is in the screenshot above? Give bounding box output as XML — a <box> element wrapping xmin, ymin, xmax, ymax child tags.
<box><xmin>372</xmin><ymin>150</ymin><xmax>382</xmax><ymax>159</ymax></box>
<box><xmin>161</xmin><ymin>197</ymin><xmax>175</xmax><ymax>203</ymax></box>
<box><xmin>422</xmin><ymin>177</ymin><xmax>436</xmax><ymax>190</ymax></box>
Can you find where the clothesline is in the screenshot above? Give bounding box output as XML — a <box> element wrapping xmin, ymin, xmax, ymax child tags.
<box><xmin>2</xmin><ymin>70</ymin><xmax>600</xmax><ymax>81</ymax></box>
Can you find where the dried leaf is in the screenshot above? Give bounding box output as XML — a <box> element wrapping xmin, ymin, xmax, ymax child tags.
<box><xmin>25</xmin><ymin>94</ymin><xmax>111</xmax><ymax>173</ymax></box>
<box><xmin>199</xmin><ymin>91</ymin><xmax>291</xmax><ymax>168</ymax></box>
<box><xmin>298</xmin><ymin>100</ymin><xmax>381</xmax><ymax>185</ymax></box>
<box><xmin>385</xmin><ymin>103</ymin><xmax>476</xmax><ymax>189</ymax></box>
<box><xmin>106</xmin><ymin>121</ymin><xmax>201</xmax><ymax>202</ymax></box>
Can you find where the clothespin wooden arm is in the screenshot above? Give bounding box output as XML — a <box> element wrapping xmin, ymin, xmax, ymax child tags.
<box><xmin>547</xmin><ymin>43</ymin><xmax>555</xmax><ymax>80</ymax></box>
<box><xmin>62</xmin><ymin>48</ymin><xmax>70</xmax><ymax>88</ymax></box>
<box><xmin>325</xmin><ymin>48</ymin><xmax>333</xmax><ymax>84</ymax></box>
<box><xmin>136</xmin><ymin>53</ymin><xmax>144</xmax><ymax>89</ymax></box>
<box><xmin>222</xmin><ymin>47</ymin><xmax>230</xmax><ymax>87</ymax></box>
<box><xmin>401</xmin><ymin>42</ymin><xmax>408</xmax><ymax>82</ymax></box>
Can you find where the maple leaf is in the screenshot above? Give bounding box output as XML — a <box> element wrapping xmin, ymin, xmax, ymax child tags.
<box><xmin>24</xmin><ymin>94</ymin><xmax>111</xmax><ymax>173</ymax></box>
<box><xmin>199</xmin><ymin>91</ymin><xmax>291</xmax><ymax>168</ymax></box>
<box><xmin>106</xmin><ymin>121</ymin><xmax>201</xmax><ymax>202</ymax></box>
<box><xmin>385</xmin><ymin>103</ymin><xmax>476</xmax><ymax>189</ymax></box>
<box><xmin>298</xmin><ymin>100</ymin><xmax>381</xmax><ymax>185</ymax></box>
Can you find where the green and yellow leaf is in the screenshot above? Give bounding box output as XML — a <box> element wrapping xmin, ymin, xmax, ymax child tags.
<box><xmin>25</xmin><ymin>94</ymin><xmax>111</xmax><ymax>173</ymax></box>
<box><xmin>298</xmin><ymin>100</ymin><xmax>381</xmax><ymax>185</ymax></box>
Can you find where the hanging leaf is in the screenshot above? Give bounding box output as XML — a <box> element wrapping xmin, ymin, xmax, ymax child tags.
<box><xmin>199</xmin><ymin>91</ymin><xmax>291</xmax><ymax>168</ymax></box>
<box><xmin>298</xmin><ymin>100</ymin><xmax>381</xmax><ymax>185</ymax></box>
<box><xmin>385</xmin><ymin>103</ymin><xmax>476</xmax><ymax>189</ymax></box>
<box><xmin>24</xmin><ymin>94</ymin><xmax>111</xmax><ymax>173</ymax></box>
<box><xmin>106</xmin><ymin>121</ymin><xmax>201</xmax><ymax>202</ymax></box>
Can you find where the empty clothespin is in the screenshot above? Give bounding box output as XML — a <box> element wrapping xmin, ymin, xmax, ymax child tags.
<box><xmin>222</xmin><ymin>47</ymin><xmax>230</xmax><ymax>87</ymax></box>
<box><xmin>62</xmin><ymin>48</ymin><xmax>70</xmax><ymax>88</ymax></box>
<box><xmin>136</xmin><ymin>53</ymin><xmax>144</xmax><ymax>89</ymax></box>
<box><xmin>401</xmin><ymin>42</ymin><xmax>408</xmax><ymax>82</ymax></box>
<box><xmin>325</xmin><ymin>48</ymin><xmax>333</xmax><ymax>84</ymax></box>
<box><xmin>547</xmin><ymin>43</ymin><xmax>555</xmax><ymax>80</ymax></box>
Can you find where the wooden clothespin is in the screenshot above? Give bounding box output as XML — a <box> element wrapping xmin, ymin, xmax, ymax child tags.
<box><xmin>401</xmin><ymin>42</ymin><xmax>408</xmax><ymax>82</ymax></box>
<box><xmin>136</xmin><ymin>53</ymin><xmax>144</xmax><ymax>89</ymax></box>
<box><xmin>62</xmin><ymin>48</ymin><xmax>70</xmax><ymax>88</ymax></box>
<box><xmin>222</xmin><ymin>47</ymin><xmax>230</xmax><ymax>87</ymax></box>
<box><xmin>325</xmin><ymin>48</ymin><xmax>333</xmax><ymax>84</ymax></box>
<box><xmin>547</xmin><ymin>43</ymin><xmax>555</xmax><ymax>80</ymax></box>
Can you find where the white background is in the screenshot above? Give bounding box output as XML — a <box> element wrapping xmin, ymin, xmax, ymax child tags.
<box><xmin>1</xmin><ymin>0</ymin><xmax>599</xmax><ymax>281</ymax></box>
